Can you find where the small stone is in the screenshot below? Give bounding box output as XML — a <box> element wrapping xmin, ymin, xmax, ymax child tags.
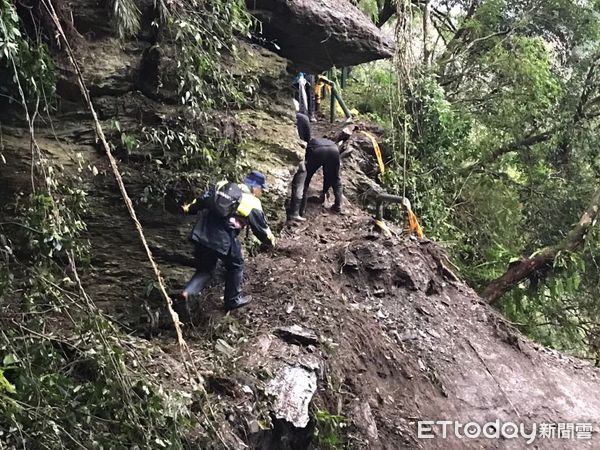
<box><xmin>416</xmin><ymin>306</ymin><xmax>432</xmax><ymax>316</ymax></box>
<box><xmin>275</xmin><ymin>325</ymin><xmax>319</xmax><ymax>346</ymax></box>
<box><xmin>247</xmin><ymin>419</ymin><xmax>260</xmax><ymax>434</ymax></box>
<box><xmin>427</xmin><ymin>329</ymin><xmax>440</xmax><ymax>339</ymax></box>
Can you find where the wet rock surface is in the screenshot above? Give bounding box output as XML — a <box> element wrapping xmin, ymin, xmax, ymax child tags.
<box><xmin>2</xmin><ymin>5</ymin><xmax>600</xmax><ymax>448</ymax></box>
<box><xmin>247</xmin><ymin>0</ymin><xmax>394</xmax><ymax>71</ymax></box>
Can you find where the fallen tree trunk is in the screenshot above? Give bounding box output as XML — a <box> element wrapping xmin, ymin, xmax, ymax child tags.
<box><xmin>482</xmin><ymin>187</ymin><xmax>600</xmax><ymax>305</ymax></box>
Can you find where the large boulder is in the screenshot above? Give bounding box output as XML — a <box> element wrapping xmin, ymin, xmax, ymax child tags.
<box><xmin>247</xmin><ymin>0</ymin><xmax>394</xmax><ymax>71</ymax></box>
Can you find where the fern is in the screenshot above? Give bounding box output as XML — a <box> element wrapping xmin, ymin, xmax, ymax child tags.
<box><xmin>108</xmin><ymin>0</ymin><xmax>141</xmax><ymax>38</ymax></box>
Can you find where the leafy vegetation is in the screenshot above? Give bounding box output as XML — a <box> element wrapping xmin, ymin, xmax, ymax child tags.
<box><xmin>0</xmin><ymin>0</ymin><xmax>55</xmax><ymax>103</ymax></box>
<box><xmin>0</xmin><ymin>0</ymin><xmax>259</xmax><ymax>446</ymax></box>
<box><xmin>107</xmin><ymin>0</ymin><xmax>141</xmax><ymax>38</ymax></box>
<box><xmin>2</xmin><ymin>0</ymin><xmax>600</xmax><ymax>445</ymax></box>
<box><xmin>166</xmin><ymin>0</ymin><xmax>255</xmax><ymax>111</ymax></box>
<box><xmin>344</xmin><ymin>0</ymin><xmax>600</xmax><ymax>360</ymax></box>
<box><xmin>313</xmin><ymin>408</ymin><xmax>348</xmax><ymax>450</ymax></box>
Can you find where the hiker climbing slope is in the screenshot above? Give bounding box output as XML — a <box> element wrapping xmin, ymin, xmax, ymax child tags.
<box><xmin>176</xmin><ymin>171</ymin><xmax>274</xmax><ymax>317</ymax></box>
<box><xmin>293</xmin><ymin>112</ymin><xmax>344</xmax><ymax>218</ymax></box>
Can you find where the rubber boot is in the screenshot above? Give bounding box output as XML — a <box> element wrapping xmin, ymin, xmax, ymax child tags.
<box><xmin>288</xmin><ymin>196</ymin><xmax>306</xmax><ymax>222</ymax></box>
<box><xmin>173</xmin><ymin>294</ymin><xmax>192</xmax><ymax>324</ymax></box>
<box><xmin>183</xmin><ymin>271</ymin><xmax>212</xmax><ymax>297</ymax></box>
<box><xmin>331</xmin><ymin>185</ymin><xmax>343</xmax><ymax>214</ymax></box>
<box><xmin>225</xmin><ymin>296</ymin><xmax>252</xmax><ymax>311</ymax></box>
<box><xmin>178</xmin><ymin>271</ymin><xmax>212</xmax><ymax>323</ymax></box>
<box><xmin>288</xmin><ymin>163</ymin><xmax>307</xmax><ymax>221</ymax></box>
<box><xmin>224</xmin><ymin>266</ymin><xmax>248</xmax><ymax>311</ymax></box>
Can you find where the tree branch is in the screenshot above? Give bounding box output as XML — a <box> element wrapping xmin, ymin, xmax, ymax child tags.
<box><xmin>437</xmin><ymin>0</ymin><xmax>480</xmax><ymax>68</ymax></box>
<box><xmin>376</xmin><ymin>0</ymin><xmax>396</xmax><ymax>28</ymax></box>
<box><xmin>488</xmin><ymin>129</ymin><xmax>555</xmax><ymax>160</ymax></box>
<box><xmin>482</xmin><ymin>187</ymin><xmax>600</xmax><ymax>305</ymax></box>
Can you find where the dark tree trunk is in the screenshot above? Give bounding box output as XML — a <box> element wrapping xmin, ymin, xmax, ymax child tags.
<box><xmin>376</xmin><ymin>0</ymin><xmax>396</xmax><ymax>28</ymax></box>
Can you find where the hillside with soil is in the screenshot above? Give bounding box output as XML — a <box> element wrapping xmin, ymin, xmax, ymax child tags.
<box><xmin>1</xmin><ymin>1</ymin><xmax>600</xmax><ymax>448</ymax></box>
<box><xmin>5</xmin><ymin>93</ymin><xmax>599</xmax><ymax>449</ymax></box>
<box><xmin>81</xmin><ymin>123</ymin><xmax>600</xmax><ymax>450</ymax></box>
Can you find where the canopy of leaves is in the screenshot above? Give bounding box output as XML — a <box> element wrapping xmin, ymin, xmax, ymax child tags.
<box><xmin>347</xmin><ymin>0</ymin><xmax>600</xmax><ymax>359</ymax></box>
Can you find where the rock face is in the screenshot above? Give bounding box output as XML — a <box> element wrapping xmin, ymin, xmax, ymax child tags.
<box><xmin>266</xmin><ymin>365</ymin><xmax>318</xmax><ymax>428</ymax></box>
<box><xmin>247</xmin><ymin>0</ymin><xmax>394</xmax><ymax>71</ymax></box>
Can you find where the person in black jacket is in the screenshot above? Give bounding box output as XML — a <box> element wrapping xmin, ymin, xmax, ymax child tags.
<box><xmin>292</xmin><ymin>72</ymin><xmax>316</xmax><ymax>121</ymax></box>
<box><xmin>288</xmin><ymin>113</ymin><xmax>343</xmax><ymax>220</ymax></box>
<box><xmin>177</xmin><ymin>171</ymin><xmax>274</xmax><ymax>316</ymax></box>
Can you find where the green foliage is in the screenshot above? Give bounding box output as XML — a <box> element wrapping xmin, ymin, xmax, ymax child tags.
<box><xmin>166</xmin><ymin>0</ymin><xmax>256</xmax><ymax>111</ymax></box>
<box><xmin>0</xmin><ymin>0</ymin><xmax>55</xmax><ymax>101</ymax></box>
<box><xmin>106</xmin><ymin>0</ymin><xmax>256</xmax><ymax>209</ymax></box>
<box><xmin>476</xmin><ymin>36</ymin><xmax>561</xmax><ymax>135</ymax></box>
<box><xmin>0</xmin><ymin>322</ymin><xmax>192</xmax><ymax>448</ymax></box>
<box><xmin>22</xmin><ymin>188</ymin><xmax>88</xmax><ymax>259</ymax></box>
<box><xmin>0</xmin><ymin>5</ymin><xmax>221</xmax><ymax>443</ymax></box>
<box><xmin>0</xmin><ymin>160</ymin><xmax>200</xmax><ymax>447</ymax></box>
<box><xmin>344</xmin><ymin>61</ymin><xmax>398</xmax><ymax>126</ymax></box>
<box><xmin>313</xmin><ymin>408</ymin><xmax>348</xmax><ymax>450</ymax></box>
<box><xmin>142</xmin><ymin>124</ymin><xmax>236</xmax><ymax>171</ymax></box>
<box><xmin>112</xmin><ymin>119</ymin><xmax>140</xmax><ymax>155</ymax></box>
<box><xmin>0</xmin><ymin>354</ymin><xmax>16</xmax><ymax>394</ymax></box>
<box><xmin>347</xmin><ymin>0</ymin><xmax>600</xmax><ymax>358</ymax></box>
<box><xmin>0</xmin><ymin>0</ymin><xmax>266</xmax><ymax>447</ymax></box>
<box><xmin>138</xmin><ymin>122</ymin><xmax>248</xmax><ymax>207</ymax></box>
<box><xmin>0</xmin><ymin>0</ymin><xmax>20</xmax><ymax>60</ymax></box>
<box><xmin>358</xmin><ymin>0</ymin><xmax>382</xmax><ymax>22</ymax></box>
<box><xmin>107</xmin><ymin>0</ymin><xmax>141</xmax><ymax>38</ymax></box>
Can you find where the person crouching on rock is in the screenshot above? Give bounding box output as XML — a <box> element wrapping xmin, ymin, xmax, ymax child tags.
<box><xmin>175</xmin><ymin>171</ymin><xmax>275</xmax><ymax>320</ymax></box>
<box><xmin>287</xmin><ymin>112</ymin><xmax>343</xmax><ymax>221</ymax></box>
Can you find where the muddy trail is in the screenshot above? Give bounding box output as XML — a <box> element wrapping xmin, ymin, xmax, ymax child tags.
<box><xmin>2</xmin><ymin>89</ymin><xmax>599</xmax><ymax>446</ymax></box>
<box><xmin>75</xmin><ymin>126</ymin><xmax>600</xmax><ymax>449</ymax></box>
<box><xmin>2</xmin><ymin>2</ymin><xmax>597</xmax><ymax>447</ymax></box>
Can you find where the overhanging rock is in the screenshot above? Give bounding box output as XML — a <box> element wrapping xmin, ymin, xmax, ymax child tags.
<box><xmin>247</xmin><ymin>0</ymin><xmax>394</xmax><ymax>71</ymax></box>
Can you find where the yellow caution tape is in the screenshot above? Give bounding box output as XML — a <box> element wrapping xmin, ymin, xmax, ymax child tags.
<box><xmin>374</xmin><ymin>219</ymin><xmax>393</xmax><ymax>237</ymax></box>
<box><xmin>405</xmin><ymin>207</ymin><xmax>424</xmax><ymax>238</ymax></box>
<box><xmin>375</xmin><ymin>208</ymin><xmax>423</xmax><ymax>239</ymax></box>
<box><xmin>360</xmin><ymin>131</ymin><xmax>385</xmax><ymax>176</ymax></box>
<box><xmin>315</xmin><ymin>82</ymin><xmax>325</xmax><ymax>104</ymax></box>
<box><xmin>182</xmin><ymin>198</ymin><xmax>197</xmax><ymax>213</ymax></box>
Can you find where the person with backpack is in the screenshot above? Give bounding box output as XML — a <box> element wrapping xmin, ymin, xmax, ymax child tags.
<box><xmin>176</xmin><ymin>171</ymin><xmax>274</xmax><ymax>317</ymax></box>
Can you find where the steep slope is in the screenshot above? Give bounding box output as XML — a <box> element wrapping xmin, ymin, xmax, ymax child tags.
<box><xmin>1</xmin><ymin>3</ymin><xmax>599</xmax><ymax>448</ymax></box>
<box><xmin>2</xmin><ymin>56</ymin><xmax>599</xmax><ymax>450</ymax></box>
<box><xmin>35</xmin><ymin>109</ymin><xmax>598</xmax><ymax>449</ymax></box>
<box><xmin>241</xmin><ymin>203</ymin><xmax>600</xmax><ymax>449</ymax></box>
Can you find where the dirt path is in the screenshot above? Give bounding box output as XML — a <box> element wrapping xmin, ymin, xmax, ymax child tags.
<box><xmin>64</xmin><ymin>109</ymin><xmax>600</xmax><ymax>448</ymax></box>
<box><xmin>234</xmin><ymin>200</ymin><xmax>600</xmax><ymax>449</ymax></box>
